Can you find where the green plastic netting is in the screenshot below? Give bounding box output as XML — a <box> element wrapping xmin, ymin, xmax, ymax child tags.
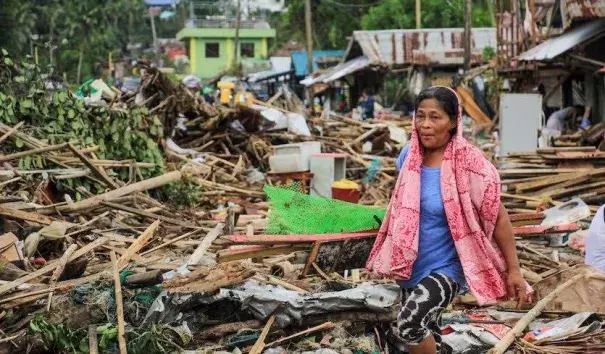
<box><xmin>264</xmin><ymin>185</ymin><xmax>386</xmax><ymax>235</ymax></box>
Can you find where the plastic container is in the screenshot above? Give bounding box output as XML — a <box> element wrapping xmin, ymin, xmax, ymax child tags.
<box><xmin>331</xmin><ymin>179</ymin><xmax>360</xmax><ymax>203</ymax></box>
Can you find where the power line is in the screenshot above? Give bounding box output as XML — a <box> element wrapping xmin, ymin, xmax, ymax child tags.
<box><xmin>320</xmin><ymin>0</ymin><xmax>384</xmax><ymax>8</ymax></box>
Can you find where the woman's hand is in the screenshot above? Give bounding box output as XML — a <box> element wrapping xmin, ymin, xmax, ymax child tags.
<box><xmin>507</xmin><ymin>268</ymin><xmax>528</xmax><ymax>308</ymax></box>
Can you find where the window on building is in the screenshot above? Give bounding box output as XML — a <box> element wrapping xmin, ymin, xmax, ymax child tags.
<box><xmin>205</xmin><ymin>43</ymin><xmax>219</xmax><ymax>58</ymax></box>
<box><xmin>240</xmin><ymin>43</ymin><xmax>255</xmax><ymax>58</ymax></box>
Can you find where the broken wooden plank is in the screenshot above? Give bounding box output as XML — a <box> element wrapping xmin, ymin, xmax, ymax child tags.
<box><xmin>0</xmin><ymin>206</ymin><xmax>56</xmax><ymax>225</ymax></box>
<box><xmin>249</xmin><ymin>315</ymin><xmax>276</xmax><ymax>354</ymax></box>
<box><xmin>218</xmin><ymin>245</ymin><xmax>310</xmax><ymax>263</ymax></box>
<box><xmin>187</xmin><ymin>223</ymin><xmax>224</xmax><ymax>266</ymax></box>
<box><xmin>0</xmin><ymin>237</ymin><xmax>107</xmax><ymax>296</ymax></box>
<box><xmin>227</xmin><ymin>231</ymin><xmax>377</xmax><ymax>245</ymax></box>
<box><xmin>110</xmin><ymin>251</ymin><xmax>127</xmax><ymax>354</ymax></box>
<box><xmin>118</xmin><ymin>220</ymin><xmax>160</xmax><ymax>269</ymax></box>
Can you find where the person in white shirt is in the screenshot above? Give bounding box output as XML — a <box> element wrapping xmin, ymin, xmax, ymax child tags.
<box><xmin>586</xmin><ymin>205</ymin><xmax>605</xmax><ymax>271</ymax></box>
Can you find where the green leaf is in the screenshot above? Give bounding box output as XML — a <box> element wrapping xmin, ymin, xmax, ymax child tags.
<box><xmin>14</xmin><ymin>76</ymin><xmax>25</xmax><ymax>83</ymax></box>
<box><xmin>15</xmin><ymin>138</ymin><xmax>24</xmax><ymax>148</ymax></box>
<box><xmin>23</xmin><ymin>156</ymin><xmax>32</xmax><ymax>169</ymax></box>
<box><xmin>21</xmin><ymin>99</ymin><xmax>33</xmax><ymax>108</ymax></box>
<box><xmin>67</xmin><ymin>109</ymin><xmax>75</xmax><ymax>119</ymax></box>
<box><xmin>1</xmin><ymin>48</ymin><xmax>8</xmax><ymax>56</ymax></box>
<box><xmin>3</xmin><ymin>57</ymin><xmax>13</xmax><ymax>66</ymax></box>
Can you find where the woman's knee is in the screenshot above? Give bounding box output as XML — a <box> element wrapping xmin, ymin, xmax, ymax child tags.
<box><xmin>397</xmin><ymin>314</ymin><xmax>429</xmax><ymax>344</ymax></box>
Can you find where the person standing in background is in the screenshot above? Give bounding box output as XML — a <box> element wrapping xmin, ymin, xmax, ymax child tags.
<box><xmin>359</xmin><ymin>89</ymin><xmax>375</xmax><ymax>120</ymax></box>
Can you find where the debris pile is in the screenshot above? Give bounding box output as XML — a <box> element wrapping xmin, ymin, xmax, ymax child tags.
<box><xmin>2</xmin><ymin>55</ymin><xmax>605</xmax><ymax>354</ymax></box>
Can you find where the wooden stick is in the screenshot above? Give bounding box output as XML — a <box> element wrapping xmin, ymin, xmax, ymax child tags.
<box><xmin>125</xmin><ymin>270</ymin><xmax>163</xmax><ymax>286</ymax></box>
<box><xmin>0</xmin><ymin>142</ymin><xmax>69</xmax><ymax>163</ymax></box>
<box><xmin>68</xmin><ymin>143</ymin><xmax>118</xmax><ymax>189</ymax></box>
<box><xmin>48</xmin><ymin>171</ymin><xmax>183</xmax><ymax>214</ymax></box>
<box><xmin>118</xmin><ymin>220</ymin><xmax>160</xmax><ymax>269</ymax></box>
<box><xmin>110</xmin><ymin>251</ymin><xmax>128</xmax><ymax>354</ymax></box>
<box><xmin>249</xmin><ymin>315</ymin><xmax>275</xmax><ymax>354</ymax></box>
<box><xmin>187</xmin><ymin>223</ymin><xmax>224</xmax><ymax>266</ymax></box>
<box><xmin>46</xmin><ymin>244</ymin><xmax>78</xmax><ymax>311</ymax></box>
<box><xmin>101</xmin><ymin>201</ymin><xmax>201</xmax><ymax>229</ymax></box>
<box><xmin>0</xmin><ymin>177</ymin><xmax>21</xmax><ymax>189</ymax></box>
<box><xmin>301</xmin><ymin>241</ymin><xmax>322</xmax><ymax>278</ymax></box>
<box><xmin>265</xmin><ymin>322</ymin><xmax>336</xmax><ymax>348</ymax></box>
<box><xmin>487</xmin><ymin>272</ymin><xmax>586</xmax><ymax>354</ymax></box>
<box><xmin>0</xmin><ymin>121</ymin><xmax>24</xmax><ymax>145</ymax></box>
<box><xmin>253</xmin><ymin>274</ymin><xmax>309</xmax><ymax>293</ymax></box>
<box><xmin>140</xmin><ymin>228</ymin><xmax>205</xmax><ymax>256</ymax></box>
<box><xmin>0</xmin><ymin>206</ymin><xmax>56</xmax><ymax>225</ymax></box>
<box><xmin>88</xmin><ymin>325</ymin><xmax>99</xmax><ymax>354</ymax></box>
<box><xmin>0</xmin><ymin>237</ymin><xmax>107</xmax><ymax>296</ymax></box>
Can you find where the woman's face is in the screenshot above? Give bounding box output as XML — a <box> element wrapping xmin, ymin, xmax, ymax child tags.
<box><xmin>414</xmin><ymin>98</ymin><xmax>456</xmax><ymax>150</ymax></box>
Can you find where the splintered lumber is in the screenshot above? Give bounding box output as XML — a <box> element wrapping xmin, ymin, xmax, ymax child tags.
<box><xmin>162</xmin><ymin>261</ymin><xmax>254</xmax><ymax>294</ymax></box>
<box><xmin>67</xmin><ymin>143</ymin><xmax>118</xmax><ymax>189</ymax></box>
<box><xmin>0</xmin><ymin>206</ymin><xmax>56</xmax><ymax>225</ymax></box>
<box><xmin>49</xmin><ymin>171</ymin><xmax>183</xmax><ymax>214</ymax></box>
<box><xmin>196</xmin><ymin>320</ymin><xmax>264</xmax><ymax>340</ymax></box>
<box><xmin>302</xmin><ymin>242</ymin><xmax>322</xmax><ymax>278</ymax></box>
<box><xmin>46</xmin><ymin>244</ymin><xmax>78</xmax><ymax>311</ymax></box>
<box><xmin>0</xmin><ymin>237</ymin><xmax>107</xmax><ymax>296</ymax></box>
<box><xmin>253</xmin><ymin>274</ymin><xmax>309</xmax><ymax>293</ymax></box>
<box><xmin>0</xmin><ymin>142</ymin><xmax>69</xmax><ymax>163</ymax></box>
<box><xmin>140</xmin><ymin>228</ymin><xmax>205</xmax><ymax>256</ymax></box>
<box><xmin>249</xmin><ymin>315</ymin><xmax>276</xmax><ymax>354</ymax></box>
<box><xmin>110</xmin><ymin>251</ymin><xmax>127</xmax><ymax>354</ymax></box>
<box><xmin>227</xmin><ymin>231</ymin><xmax>378</xmax><ymax>244</ymax></box>
<box><xmin>265</xmin><ymin>322</ymin><xmax>336</xmax><ymax>348</ymax></box>
<box><xmin>218</xmin><ymin>245</ymin><xmax>310</xmax><ymax>263</ymax></box>
<box><xmin>487</xmin><ymin>272</ymin><xmax>586</xmax><ymax>354</ymax></box>
<box><xmin>187</xmin><ymin>223</ymin><xmax>224</xmax><ymax>266</ymax></box>
<box><xmin>100</xmin><ymin>201</ymin><xmax>199</xmax><ymax>229</ymax></box>
<box><xmin>118</xmin><ymin>220</ymin><xmax>160</xmax><ymax>268</ymax></box>
<box><xmin>0</xmin><ymin>121</ymin><xmax>24</xmax><ymax>145</ymax></box>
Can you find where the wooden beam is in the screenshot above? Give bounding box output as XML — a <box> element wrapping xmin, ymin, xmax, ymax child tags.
<box><xmin>118</xmin><ymin>220</ymin><xmax>160</xmax><ymax>269</ymax></box>
<box><xmin>0</xmin><ymin>206</ymin><xmax>56</xmax><ymax>225</ymax></box>
<box><xmin>226</xmin><ymin>231</ymin><xmax>377</xmax><ymax>245</ymax></box>
<box><xmin>110</xmin><ymin>251</ymin><xmax>128</xmax><ymax>354</ymax></box>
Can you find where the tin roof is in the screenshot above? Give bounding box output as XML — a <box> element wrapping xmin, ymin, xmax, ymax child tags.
<box><xmin>345</xmin><ymin>28</ymin><xmax>497</xmax><ymax>66</ymax></box>
<box><xmin>518</xmin><ymin>19</ymin><xmax>605</xmax><ymax>61</ymax></box>
<box><xmin>300</xmin><ymin>56</ymin><xmax>372</xmax><ymax>86</ymax></box>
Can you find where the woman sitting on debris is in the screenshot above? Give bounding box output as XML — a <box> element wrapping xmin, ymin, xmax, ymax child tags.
<box><xmin>366</xmin><ymin>86</ymin><xmax>530</xmax><ymax>354</ymax></box>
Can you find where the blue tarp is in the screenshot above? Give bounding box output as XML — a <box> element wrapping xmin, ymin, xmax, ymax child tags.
<box><xmin>144</xmin><ymin>0</ymin><xmax>176</xmax><ymax>6</ymax></box>
<box><xmin>291</xmin><ymin>50</ymin><xmax>345</xmax><ymax>77</ymax></box>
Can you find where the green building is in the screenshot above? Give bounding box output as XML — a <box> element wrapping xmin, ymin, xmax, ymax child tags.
<box><xmin>177</xmin><ymin>23</ymin><xmax>276</xmax><ymax>79</ymax></box>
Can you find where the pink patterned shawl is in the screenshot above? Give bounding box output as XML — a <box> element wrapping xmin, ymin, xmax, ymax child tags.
<box><xmin>366</xmin><ymin>87</ymin><xmax>523</xmax><ymax>305</ymax></box>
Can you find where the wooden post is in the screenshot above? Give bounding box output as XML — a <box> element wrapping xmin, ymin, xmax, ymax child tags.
<box><xmin>305</xmin><ymin>0</ymin><xmax>314</xmax><ymax>114</ymax></box>
<box><xmin>232</xmin><ymin>0</ymin><xmax>242</xmax><ymax>72</ymax></box>
<box><xmin>415</xmin><ymin>0</ymin><xmax>421</xmax><ymax>29</ymax></box>
<box><xmin>149</xmin><ymin>7</ymin><xmax>160</xmax><ymax>67</ymax></box>
<box><xmin>110</xmin><ymin>251</ymin><xmax>128</xmax><ymax>354</ymax></box>
<box><xmin>464</xmin><ymin>0</ymin><xmax>472</xmax><ymax>71</ymax></box>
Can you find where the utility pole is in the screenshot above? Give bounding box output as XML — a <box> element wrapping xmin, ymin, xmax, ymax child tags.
<box><xmin>416</xmin><ymin>0</ymin><xmax>421</xmax><ymax>29</ymax></box>
<box><xmin>149</xmin><ymin>7</ymin><xmax>160</xmax><ymax>67</ymax></box>
<box><xmin>305</xmin><ymin>0</ymin><xmax>314</xmax><ymax>113</ymax></box>
<box><xmin>463</xmin><ymin>0</ymin><xmax>472</xmax><ymax>71</ymax></box>
<box><xmin>232</xmin><ymin>0</ymin><xmax>242</xmax><ymax>74</ymax></box>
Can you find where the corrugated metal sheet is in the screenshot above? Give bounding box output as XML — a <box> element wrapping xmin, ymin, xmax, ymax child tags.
<box><xmin>562</xmin><ymin>0</ymin><xmax>605</xmax><ymax>29</ymax></box>
<box><xmin>518</xmin><ymin>19</ymin><xmax>605</xmax><ymax>61</ymax></box>
<box><xmin>300</xmin><ymin>56</ymin><xmax>371</xmax><ymax>86</ymax></box>
<box><xmin>347</xmin><ymin>28</ymin><xmax>496</xmax><ymax>66</ymax></box>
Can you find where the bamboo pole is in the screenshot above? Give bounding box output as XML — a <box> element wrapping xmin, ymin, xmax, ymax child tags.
<box><xmin>46</xmin><ymin>244</ymin><xmax>78</xmax><ymax>311</ymax></box>
<box><xmin>110</xmin><ymin>251</ymin><xmax>128</xmax><ymax>354</ymax></box>
<box><xmin>488</xmin><ymin>272</ymin><xmax>586</xmax><ymax>354</ymax></box>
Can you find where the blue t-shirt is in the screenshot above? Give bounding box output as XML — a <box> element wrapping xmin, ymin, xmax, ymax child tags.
<box><xmin>395</xmin><ymin>145</ymin><xmax>466</xmax><ymax>288</ymax></box>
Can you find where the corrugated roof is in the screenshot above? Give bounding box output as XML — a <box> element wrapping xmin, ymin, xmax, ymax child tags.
<box><xmin>300</xmin><ymin>56</ymin><xmax>372</xmax><ymax>86</ymax></box>
<box><xmin>144</xmin><ymin>0</ymin><xmax>176</xmax><ymax>6</ymax></box>
<box><xmin>518</xmin><ymin>19</ymin><xmax>605</xmax><ymax>61</ymax></box>
<box><xmin>346</xmin><ymin>28</ymin><xmax>496</xmax><ymax>66</ymax></box>
<box><xmin>291</xmin><ymin>50</ymin><xmax>346</xmax><ymax>77</ymax></box>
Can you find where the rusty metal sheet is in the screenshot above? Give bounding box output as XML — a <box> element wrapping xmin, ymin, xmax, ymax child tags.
<box><xmin>562</xmin><ymin>0</ymin><xmax>605</xmax><ymax>28</ymax></box>
<box><xmin>348</xmin><ymin>28</ymin><xmax>496</xmax><ymax>66</ymax></box>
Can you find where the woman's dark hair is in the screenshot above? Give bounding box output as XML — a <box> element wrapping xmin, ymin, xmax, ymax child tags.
<box><xmin>414</xmin><ymin>86</ymin><xmax>459</xmax><ymax>124</ymax></box>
